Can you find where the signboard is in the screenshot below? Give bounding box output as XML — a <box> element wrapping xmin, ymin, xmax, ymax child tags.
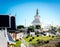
<box><xmin>0</xmin><ymin>15</ymin><xmax>10</xmax><ymax>28</ymax></box>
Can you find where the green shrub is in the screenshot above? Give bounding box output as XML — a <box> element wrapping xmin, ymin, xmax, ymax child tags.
<box><xmin>52</xmin><ymin>36</ymin><xmax>54</xmax><ymax>38</ymax></box>
<box><xmin>49</xmin><ymin>35</ymin><xmax>51</xmax><ymax>37</ymax></box>
<box><xmin>26</xmin><ymin>36</ymin><xmax>28</xmax><ymax>38</ymax></box>
<box><xmin>44</xmin><ymin>40</ymin><xmax>49</xmax><ymax>44</ymax></box>
<box><xmin>37</xmin><ymin>41</ymin><xmax>41</xmax><ymax>44</ymax></box>
<box><xmin>29</xmin><ymin>39</ymin><xmax>32</xmax><ymax>41</ymax></box>
<box><xmin>32</xmin><ymin>37</ymin><xmax>34</xmax><ymax>39</ymax></box>
<box><xmin>37</xmin><ymin>40</ymin><xmax>44</xmax><ymax>45</ymax></box>
<box><xmin>37</xmin><ymin>35</ymin><xmax>39</xmax><ymax>37</ymax></box>
<box><xmin>37</xmin><ymin>39</ymin><xmax>40</xmax><ymax>41</ymax></box>
<box><xmin>16</xmin><ymin>39</ymin><xmax>19</xmax><ymax>41</ymax></box>
<box><xmin>26</xmin><ymin>35</ymin><xmax>29</xmax><ymax>38</ymax></box>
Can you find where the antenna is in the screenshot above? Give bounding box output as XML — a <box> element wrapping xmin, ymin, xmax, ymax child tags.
<box><xmin>25</xmin><ymin>17</ymin><xmax>26</xmax><ymax>27</ymax></box>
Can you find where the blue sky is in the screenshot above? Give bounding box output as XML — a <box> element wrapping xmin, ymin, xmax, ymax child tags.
<box><xmin>0</xmin><ymin>0</ymin><xmax>60</xmax><ymax>27</ymax></box>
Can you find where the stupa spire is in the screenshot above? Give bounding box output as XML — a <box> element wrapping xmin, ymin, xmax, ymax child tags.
<box><xmin>36</xmin><ymin>8</ymin><xmax>39</xmax><ymax>15</ymax></box>
<box><xmin>32</xmin><ymin>9</ymin><xmax>40</xmax><ymax>26</ymax></box>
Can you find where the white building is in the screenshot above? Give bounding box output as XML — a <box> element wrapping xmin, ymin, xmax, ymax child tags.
<box><xmin>32</xmin><ymin>9</ymin><xmax>41</xmax><ymax>32</ymax></box>
<box><xmin>32</xmin><ymin>9</ymin><xmax>41</xmax><ymax>28</ymax></box>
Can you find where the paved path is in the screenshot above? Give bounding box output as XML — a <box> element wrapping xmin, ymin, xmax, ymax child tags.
<box><xmin>38</xmin><ymin>38</ymin><xmax>60</xmax><ymax>47</ymax></box>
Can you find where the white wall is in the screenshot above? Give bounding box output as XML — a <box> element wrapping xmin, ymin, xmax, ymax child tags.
<box><xmin>56</xmin><ymin>32</ymin><xmax>60</xmax><ymax>36</ymax></box>
<box><xmin>17</xmin><ymin>33</ymin><xmax>24</xmax><ymax>39</ymax></box>
<box><xmin>30</xmin><ymin>32</ymin><xmax>35</xmax><ymax>36</ymax></box>
<box><xmin>0</xmin><ymin>30</ymin><xmax>7</xmax><ymax>47</ymax></box>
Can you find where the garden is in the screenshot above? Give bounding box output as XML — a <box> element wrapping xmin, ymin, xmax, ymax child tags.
<box><xmin>14</xmin><ymin>35</ymin><xmax>60</xmax><ymax>47</ymax></box>
<box><xmin>24</xmin><ymin>35</ymin><xmax>57</xmax><ymax>47</ymax></box>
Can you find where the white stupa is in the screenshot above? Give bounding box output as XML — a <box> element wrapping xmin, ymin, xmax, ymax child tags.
<box><xmin>32</xmin><ymin>9</ymin><xmax>40</xmax><ymax>27</ymax></box>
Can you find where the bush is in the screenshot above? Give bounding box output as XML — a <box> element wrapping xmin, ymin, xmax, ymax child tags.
<box><xmin>37</xmin><ymin>39</ymin><xmax>40</xmax><ymax>41</ymax></box>
<box><xmin>43</xmin><ymin>34</ymin><xmax>46</xmax><ymax>36</ymax></box>
<box><xmin>37</xmin><ymin>35</ymin><xmax>39</xmax><ymax>37</ymax></box>
<box><xmin>32</xmin><ymin>37</ymin><xmax>34</xmax><ymax>39</ymax></box>
<box><xmin>37</xmin><ymin>41</ymin><xmax>41</xmax><ymax>44</ymax></box>
<box><xmin>29</xmin><ymin>39</ymin><xmax>32</xmax><ymax>41</ymax></box>
<box><xmin>37</xmin><ymin>40</ymin><xmax>44</xmax><ymax>45</ymax></box>
<box><xmin>16</xmin><ymin>39</ymin><xmax>19</xmax><ymax>41</ymax></box>
<box><xmin>52</xmin><ymin>36</ymin><xmax>54</xmax><ymax>38</ymax></box>
<box><xmin>26</xmin><ymin>35</ymin><xmax>30</xmax><ymax>38</ymax></box>
<box><xmin>49</xmin><ymin>35</ymin><xmax>51</xmax><ymax>37</ymax></box>
<box><xmin>26</xmin><ymin>36</ymin><xmax>29</xmax><ymax>38</ymax></box>
<box><xmin>44</xmin><ymin>40</ymin><xmax>49</xmax><ymax>44</ymax></box>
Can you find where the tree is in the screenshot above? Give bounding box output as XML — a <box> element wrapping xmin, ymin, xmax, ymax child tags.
<box><xmin>57</xmin><ymin>26</ymin><xmax>60</xmax><ymax>32</ymax></box>
<box><xmin>50</xmin><ymin>26</ymin><xmax>54</xmax><ymax>30</ymax></box>
<box><xmin>50</xmin><ymin>26</ymin><xmax>57</xmax><ymax>31</ymax></box>
<box><xmin>28</xmin><ymin>26</ymin><xmax>34</xmax><ymax>32</ymax></box>
<box><xmin>35</xmin><ymin>25</ymin><xmax>41</xmax><ymax>29</ymax></box>
<box><xmin>49</xmin><ymin>26</ymin><xmax>57</xmax><ymax>34</ymax></box>
<box><xmin>17</xmin><ymin>25</ymin><xmax>25</xmax><ymax>29</ymax></box>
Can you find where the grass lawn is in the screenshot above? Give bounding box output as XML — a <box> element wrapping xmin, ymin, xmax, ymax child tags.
<box><xmin>15</xmin><ymin>40</ymin><xmax>21</xmax><ymax>47</ymax></box>
<box><xmin>14</xmin><ymin>36</ymin><xmax>60</xmax><ymax>47</ymax></box>
<box><xmin>24</xmin><ymin>36</ymin><xmax>56</xmax><ymax>43</ymax></box>
<box><xmin>24</xmin><ymin>36</ymin><xmax>60</xmax><ymax>47</ymax></box>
